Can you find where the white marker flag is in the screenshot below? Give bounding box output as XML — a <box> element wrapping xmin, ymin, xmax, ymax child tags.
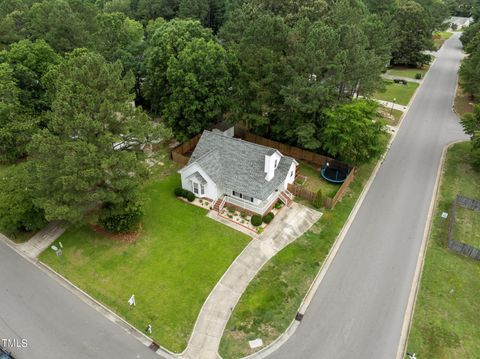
<box><xmin>128</xmin><ymin>294</ymin><xmax>136</xmax><ymax>306</ymax></box>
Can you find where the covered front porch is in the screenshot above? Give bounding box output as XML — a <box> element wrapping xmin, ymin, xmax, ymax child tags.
<box><xmin>213</xmin><ymin>189</ymin><xmax>293</xmax><ymax>216</ymax></box>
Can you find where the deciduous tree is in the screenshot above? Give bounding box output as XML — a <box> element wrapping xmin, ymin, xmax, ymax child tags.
<box><xmin>143</xmin><ymin>19</ymin><xmax>212</xmax><ymax>113</ymax></box>
<box><xmin>0</xmin><ymin>163</ymin><xmax>47</xmax><ymax>234</ymax></box>
<box><xmin>321</xmin><ymin>100</ymin><xmax>385</xmax><ymax>165</ymax></box>
<box><xmin>164</xmin><ymin>37</ymin><xmax>237</xmax><ymax>139</ymax></box>
<box><xmin>391</xmin><ymin>1</ymin><xmax>433</xmax><ymax>66</ymax></box>
<box><xmin>0</xmin><ymin>62</ymin><xmax>37</xmax><ymax>163</ymax></box>
<box><xmin>461</xmin><ymin>105</ymin><xmax>480</xmax><ymax>170</ymax></box>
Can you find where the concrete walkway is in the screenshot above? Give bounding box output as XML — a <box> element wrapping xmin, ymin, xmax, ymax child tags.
<box><xmin>181</xmin><ymin>203</ymin><xmax>321</xmax><ymax>359</ymax></box>
<box><xmin>17</xmin><ymin>221</ymin><xmax>66</xmax><ymax>259</ymax></box>
<box><xmin>375</xmin><ymin>99</ymin><xmax>408</xmax><ymax>111</ymax></box>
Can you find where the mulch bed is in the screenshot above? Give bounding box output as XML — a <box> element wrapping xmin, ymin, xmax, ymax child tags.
<box><xmin>90</xmin><ymin>224</ymin><xmax>142</xmax><ymax>243</ymax></box>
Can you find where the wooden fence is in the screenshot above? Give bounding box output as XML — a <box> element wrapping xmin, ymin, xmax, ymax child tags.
<box><xmin>288</xmin><ymin>167</ymin><xmax>355</xmax><ymax>209</ymax></box>
<box><xmin>170</xmin><ymin>134</ymin><xmax>202</xmax><ymax>166</ymax></box>
<box><xmin>171</xmin><ymin>127</ymin><xmax>355</xmax><ymax>209</ymax></box>
<box><xmin>447</xmin><ymin>195</ymin><xmax>480</xmax><ymax>261</ymax></box>
<box><xmin>244</xmin><ymin>133</ymin><xmax>348</xmax><ymax>170</ymax></box>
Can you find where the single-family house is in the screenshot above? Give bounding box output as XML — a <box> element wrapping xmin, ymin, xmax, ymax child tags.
<box><xmin>178</xmin><ymin>129</ymin><xmax>297</xmax><ymax>216</ymax></box>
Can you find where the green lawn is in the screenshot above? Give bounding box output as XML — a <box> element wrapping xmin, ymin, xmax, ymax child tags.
<box><xmin>40</xmin><ymin>175</ymin><xmax>250</xmax><ymax>352</ymax></box>
<box><xmin>296</xmin><ymin>162</ymin><xmax>341</xmax><ymax>198</ymax></box>
<box><xmin>0</xmin><ymin>163</ymin><xmax>10</xmax><ymax>178</ymax></box>
<box><xmin>379</xmin><ymin>106</ymin><xmax>404</xmax><ymax>127</ymax></box>
<box><xmin>407</xmin><ymin>142</ymin><xmax>480</xmax><ymax>358</ymax></box>
<box><xmin>219</xmin><ymin>133</ymin><xmax>390</xmax><ymax>359</ymax></box>
<box><xmin>387</xmin><ymin>65</ymin><xmax>429</xmax><ymax>80</ymax></box>
<box><xmin>454</xmin><ymin>206</ymin><xmax>480</xmax><ymax>249</ymax></box>
<box><xmin>374</xmin><ymin>81</ymin><xmax>419</xmax><ymax>106</ymax></box>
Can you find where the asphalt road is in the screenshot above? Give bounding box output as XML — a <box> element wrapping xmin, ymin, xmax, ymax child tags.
<box><xmin>0</xmin><ymin>240</ymin><xmax>159</xmax><ymax>359</ymax></box>
<box><xmin>268</xmin><ymin>34</ymin><xmax>468</xmax><ymax>359</ymax></box>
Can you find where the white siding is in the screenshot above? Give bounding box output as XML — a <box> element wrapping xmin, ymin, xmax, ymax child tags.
<box><xmin>264</xmin><ymin>152</ymin><xmax>282</xmax><ymax>181</ymax></box>
<box><xmin>281</xmin><ymin>162</ymin><xmax>297</xmax><ymax>190</ymax></box>
<box><xmin>179</xmin><ymin>163</ymin><xmax>220</xmax><ymax>201</ymax></box>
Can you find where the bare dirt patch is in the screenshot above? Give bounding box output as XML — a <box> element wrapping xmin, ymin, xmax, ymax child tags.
<box><xmin>90</xmin><ymin>224</ymin><xmax>141</xmax><ymax>243</ymax></box>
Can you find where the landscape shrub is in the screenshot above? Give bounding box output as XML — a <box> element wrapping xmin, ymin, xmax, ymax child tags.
<box><xmin>251</xmin><ymin>215</ymin><xmax>262</xmax><ymax>227</ymax></box>
<box><xmin>313</xmin><ymin>189</ymin><xmax>323</xmax><ymax>209</ymax></box>
<box><xmin>186</xmin><ymin>191</ymin><xmax>195</xmax><ymax>202</ymax></box>
<box><xmin>274</xmin><ymin>201</ymin><xmax>283</xmax><ymax>209</ymax></box>
<box><xmin>174</xmin><ymin>187</ymin><xmax>184</xmax><ymax>197</ymax></box>
<box><xmin>415</xmin><ymin>73</ymin><xmax>422</xmax><ymax>80</ymax></box>
<box><xmin>262</xmin><ymin>212</ymin><xmax>274</xmax><ymax>224</ymax></box>
<box><xmin>99</xmin><ymin>201</ymin><xmax>143</xmax><ymax>233</ymax></box>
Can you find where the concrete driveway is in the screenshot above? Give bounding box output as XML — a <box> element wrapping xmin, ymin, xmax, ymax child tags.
<box><xmin>182</xmin><ymin>203</ymin><xmax>321</xmax><ymax>359</ymax></box>
<box><xmin>266</xmin><ymin>33</ymin><xmax>468</xmax><ymax>359</ymax></box>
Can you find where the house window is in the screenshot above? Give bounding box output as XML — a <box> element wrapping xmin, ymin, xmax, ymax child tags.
<box><xmin>193</xmin><ymin>182</ymin><xmax>199</xmax><ymax>195</ymax></box>
<box><xmin>200</xmin><ymin>184</ymin><xmax>205</xmax><ymax>195</ymax></box>
<box><xmin>274</xmin><ymin>159</ymin><xmax>278</xmax><ymax>168</ymax></box>
<box><xmin>290</xmin><ymin>170</ymin><xmax>294</xmax><ymax>177</ymax></box>
<box><xmin>243</xmin><ymin>195</ymin><xmax>254</xmax><ymax>203</ymax></box>
<box><xmin>233</xmin><ymin>190</ymin><xmax>242</xmax><ymax>199</ymax></box>
<box><xmin>233</xmin><ymin>191</ymin><xmax>254</xmax><ymax>202</ymax></box>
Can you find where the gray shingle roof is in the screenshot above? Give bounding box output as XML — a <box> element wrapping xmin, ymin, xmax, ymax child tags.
<box><xmin>186</xmin><ymin>172</ymin><xmax>207</xmax><ymax>184</ymax></box>
<box><xmin>186</xmin><ymin>130</ymin><xmax>296</xmax><ymax>201</ymax></box>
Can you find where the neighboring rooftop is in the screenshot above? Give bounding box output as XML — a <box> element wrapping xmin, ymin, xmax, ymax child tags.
<box><xmin>186</xmin><ymin>130</ymin><xmax>296</xmax><ymax>200</ymax></box>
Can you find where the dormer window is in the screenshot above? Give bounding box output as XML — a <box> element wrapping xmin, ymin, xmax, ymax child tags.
<box><xmin>265</xmin><ymin>151</ymin><xmax>282</xmax><ymax>181</ymax></box>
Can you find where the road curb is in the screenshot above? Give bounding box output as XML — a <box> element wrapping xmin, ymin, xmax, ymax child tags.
<box><xmin>0</xmin><ymin>233</ymin><xmax>177</xmax><ymax>359</ymax></box>
<box><xmin>395</xmin><ymin>139</ymin><xmax>467</xmax><ymax>359</ymax></box>
<box><xmin>396</xmin><ymin>33</ymin><xmax>466</xmax><ymax>359</ymax></box>
<box><xmin>37</xmin><ymin>261</ymin><xmax>178</xmax><ymax>359</ymax></box>
<box><xmin>232</xmin><ymin>57</ymin><xmax>436</xmax><ymax>359</ymax></box>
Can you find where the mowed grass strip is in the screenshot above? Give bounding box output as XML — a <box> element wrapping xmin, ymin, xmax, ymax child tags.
<box><xmin>387</xmin><ymin>65</ymin><xmax>429</xmax><ymax>80</ymax></box>
<box><xmin>40</xmin><ymin>175</ymin><xmax>250</xmax><ymax>352</ymax></box>
<box><xmin>219</xmin><ymin>134</ymin><xmax>389</xmax><ymax>359</ymax></box>
<box><xmin>454</xmin><ymin>84</ymin><xmax>475</xmax><ymax>117</ymax></box>
<box><xmin>407</xmin><ymin>142</ymin><xmax>480</xmax><ymax>358</ymax></box>
<box><xmin>374</xmin><ymin>81</ymin><xmax>419</xmax><ymax>106</ymax></box>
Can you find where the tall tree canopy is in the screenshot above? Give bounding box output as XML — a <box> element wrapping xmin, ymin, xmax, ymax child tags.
<box><xmin>461</xmin><ymin>105</ymin><xmax>480</xmax><ymax>170</ymax></box>
<box><xmin>0</xmin><ymin>39</ymin><xmax>61</xmax><ymax>113</ymax></box>
<box><xmin>143</xmin><ymin>18</ymin><xmax>212</xmax><ymax>113</ymax></box>
<box><xmin>0</xmin><ymin>163</ymin><xmax>47</xmax><ymax>234</ymax></box>
<box><xmin>460</xmin><ymin>21</ymin><xmax>480</xmax><ymax>100</ymax></box>
<box><xmin>27</xmin><ymin>0</ymin><xmax>98</xmax><ymax>53</ymax></box>
<box><xmin>219</xmin><ymin>0</ymin><xmax>391</xmax><ymax>149</ymax></box>
<box><xmin>91</xmin><ymin>11</ymin><xmax>144</xmax><ymax>73</ymax></box>
<box><xmin>26</xmin><ymin>49</ymin><xmax>165</xmax><ymax>224</ymax></box>
<box><xmin>164</xmin><ymin>37</ymin><xmax>238</xmax><ymax>139</ymax></box>
<box><xmin>0</xmin><ymin>62</ymin><xmax>36</xmax><ymax>162</ymax></box>
<box><xmin>391</xmin><ymin>1</ymin><xmax>433</xmax><ymax>66</ymax></box>
<box><xmin>321</xmin><ymin>100</ymin><xmax>385</xmax><ymax>165</ymax></box>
